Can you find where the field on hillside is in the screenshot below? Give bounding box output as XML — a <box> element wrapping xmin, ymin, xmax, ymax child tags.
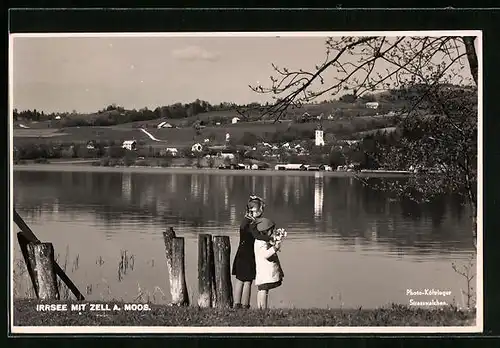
<box><xmin>13</xmin><ymin>111</ymin><xmax>398</xmax><ymax>148</ymax></box>
<box><xmin>13</xmin><ymin>127</ymin><xmax>155</xmax><ymax>146</ymax></box>
<box><xmin>107</xmin><ymin>100</ymin><xmax>401</xmax><ymax>128</ymax></box>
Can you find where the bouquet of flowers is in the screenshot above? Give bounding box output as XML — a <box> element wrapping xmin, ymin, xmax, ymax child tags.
<box><xmin>271</xmin><ymin>228</ymin><xmax>288</xmax><ymax>247</ymax></box>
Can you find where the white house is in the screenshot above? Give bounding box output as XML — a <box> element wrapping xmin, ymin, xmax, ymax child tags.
<box><xmin>315</xmin><ymin>129</ymin><xmax>325</xmax><ymax>146</ymax></box>
<box><xmin>366</xmin><ymin>102</ymin><xmax>379</xmax><ymax>109</ymax></box>
<box><xmin>191</xmin><ymin>143</ymin><xmax>203</xmax><ymax>153</ymax></box>
<box><xmin>157</xmin><ymin>122</ymin><xmax>173</xmax><ymax>129</ymax></box>
<box><xmin>122</xmin><ymin>140</ymin><xmax>137</xmax><ymax>151</ymax></box>
<box><xmin>239</xmin><ymin>163</ymin><xmax>251</xmax><ymax>170</ymax></box>
<box><xmin>55</xmin><ymin>115</ymin><xmax>61</xmax><ymax>120</ymax></box>
<box><xmin>275</xmin><ymin>163</ymin><xmax>308</xmax><ymax>171</ymax></box>
<box><xmin>219</xmin><ymin>152</ymin><xmax>235</xmax><ymax>160</ymax></box>
<box><xmin>204</xmin><ymin>138</ymin><xmax>210</xmax><ymax>143</ymax></box>
<box><xmin>231</xmin><ymin>117</ymin><xmax>241</xmax><ymax>124</ymax></box>
<box><xmin>294</xmin><ymin>144</ymin><xmax>305</xmax><ymax>153</ymax></box>
<box><xmin>166</xmin><ymin>148</ymin><xmax>178</xmax><ymax>156</ymax></box>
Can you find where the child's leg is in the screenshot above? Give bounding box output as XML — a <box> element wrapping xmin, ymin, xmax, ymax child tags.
<box><xmin>233</xmin><ymin>278</ymin><xmax>243</xmax><ymax>308</ymax></box>
<box><xmin>257</xmin><ymin>290</ymin><xmax>269</xmax><ymax>309</ymax></box>
<box><xmin>241</xmin><ymin>281</ymin><xmax>252</xmax><ymax>307</ymax></box>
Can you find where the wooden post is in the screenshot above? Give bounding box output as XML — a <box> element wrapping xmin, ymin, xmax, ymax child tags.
<box><xmin>213</xmin><ymin>236</ymin><xmax>233</xmax><ymax>309</ymax></box>
<box><xmin>170</xmin><ymin>237</ymin><xmax>189</xmax><ymax>306</ymax></box>
<box><xmin>14</xmin><ymin>210</ymin><xmax>85</xmax><ymax>300</ymax></box>
<box><xmin>210</xmin><ymin>239</ymin><xmax>217</xmax><ymax>307</ymax></box>
<box><xmin>17</xmin><ymin>232</ymin><xmax>39</xmax><ymax>298</ymax></box>
<box><xmin>198</xmin><ymin>234</ymin><xmax>215</xmax><ymax>307</ymax></box>
<box><xmin>26</xmin><ymin>242</ymin><xmax>60</xmax><ymax>300</ymax></box>
<box><xmin>162</xmin><ymin>227</ymin><xmax>176</xmax><ymax>299</ymax></box>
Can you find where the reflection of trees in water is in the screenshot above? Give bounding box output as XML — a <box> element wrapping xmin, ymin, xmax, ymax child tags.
<box><xmin>14</xmin><ymin>171</ymin><xmax>474</xmax><ymax>253</ymax></box>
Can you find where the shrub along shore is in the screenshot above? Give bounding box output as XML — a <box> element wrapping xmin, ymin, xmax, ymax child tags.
<box><xmin>13</xmin><ymin>299</ymin><xmax>475</xmax><ymax>327</ymax></box>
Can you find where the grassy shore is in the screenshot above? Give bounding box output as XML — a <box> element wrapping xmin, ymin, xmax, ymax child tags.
<box><xmin>13</xmin><ymin>299</ymin><xmax>475</xmax><ymax>327</ymax></box>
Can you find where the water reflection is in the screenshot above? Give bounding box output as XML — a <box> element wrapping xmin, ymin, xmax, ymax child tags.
<box><xmin>12</xmin><ymin>170</ymin><xmax>477</xmax><ymax>309</ymax></box>
<box><xmin>314</xmin><ymin>173</ymin><xmax>324</xmax><ymax>221</ymax></box>
<box><xmin>13</xmin><ymin>170</ymin><xmax>475</xmax><ymax>256</ymax></box>
<box><xmin>122</xmin><ymin>172</ymin><xmax>132</xmax><ymax>202</ymax></box>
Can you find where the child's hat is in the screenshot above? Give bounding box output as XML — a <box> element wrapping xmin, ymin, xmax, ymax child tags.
<box><xmin>254</xmin><ymin>217</ymin><xmax>276</xmax><ymax>233</ymax></box>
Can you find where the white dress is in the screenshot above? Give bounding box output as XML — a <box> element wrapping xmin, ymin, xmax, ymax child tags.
<box><xmin>254</xmin><ymin>240</ymin><xmax>284</xmax><ymax>286</ymax></box>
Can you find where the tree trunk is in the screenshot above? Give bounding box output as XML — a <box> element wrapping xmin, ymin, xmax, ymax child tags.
<box><xmin>462</xmin><ymin>36</ymin><xmax>478</xmax><ymax>86</ymax></box>
<box><xmin>471</xmin><ymin>203</ymin><xmax>477</xmax><ymax>250</ymax></box>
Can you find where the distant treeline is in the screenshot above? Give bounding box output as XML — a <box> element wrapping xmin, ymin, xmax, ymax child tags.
<box><xmin>13</xmin><ymin>84</ymin><xmax>465</xmax><ymax>130</ymax></box>
<box><xmin>13</xmin><ymin>85</ymin><xmax>458</xmax><ymax>128</ymax></box>
<box><xmin>13</xmin><ymin>100</ymin><xmax>265</xmax><ymax>126</ymax></box>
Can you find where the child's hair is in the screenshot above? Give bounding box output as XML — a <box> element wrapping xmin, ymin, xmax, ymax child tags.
<box><xmin>246</xmin><ymin>195</ymin><xmax>265</xmax><ymax>214</ymax></box>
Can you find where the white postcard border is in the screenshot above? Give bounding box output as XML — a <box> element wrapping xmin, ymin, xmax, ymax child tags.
<box><xmin>8</xmin><ymin>30</ymin><xmax>483</xmax><ymax>334</ymax></box>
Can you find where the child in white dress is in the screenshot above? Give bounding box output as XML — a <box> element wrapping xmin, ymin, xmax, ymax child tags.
<box><xmin>253</xmin><ymin>217</ymin><xmax>286</xmax><ymax>309</ymax></box>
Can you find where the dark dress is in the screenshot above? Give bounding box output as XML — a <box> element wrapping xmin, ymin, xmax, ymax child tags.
<box><xmin>232</xmin><ymin>217</ymin><xmax>271</xmax><ymax>282</ymax></box>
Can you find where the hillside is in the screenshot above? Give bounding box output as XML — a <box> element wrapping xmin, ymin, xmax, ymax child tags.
<box><xmin>12</xmin><ymin>95</ymin><xmax>406</xmax><ymax>151</ymax></box>
<box><xmin>13</xmin><ymin>111</ymin><xmax>399</xmax><ymax>149</ymax></box>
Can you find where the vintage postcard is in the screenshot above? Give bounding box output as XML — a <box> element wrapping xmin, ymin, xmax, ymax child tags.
<box><xmin>9</xmin><ymin>30</ymin><xmax>482</xmax><ymax>334</ymax></box>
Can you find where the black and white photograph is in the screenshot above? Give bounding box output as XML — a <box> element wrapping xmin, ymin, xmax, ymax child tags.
<box><xmin>9</xmin><ymin>31</ymin><xmax>482</xmax><ymax>334</ymax></box>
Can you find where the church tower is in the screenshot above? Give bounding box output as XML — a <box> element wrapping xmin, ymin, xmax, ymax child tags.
<box><xmin>315</xmin><ymin>124</ymin><xmax>325</xmax><ymax>146</ymax></box>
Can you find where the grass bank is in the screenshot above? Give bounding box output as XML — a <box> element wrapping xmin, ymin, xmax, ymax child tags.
<box><xmin>13</xmin><ymin>299</ymin><xmax>475</xmax><ymax>327</ymax></box>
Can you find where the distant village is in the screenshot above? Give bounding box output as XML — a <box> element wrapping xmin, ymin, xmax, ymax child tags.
<box><xmin>14</xmin><ymin>100</ymin><xmax>402</xmax><ymax>172</ymax></box>
<box><xmin>114</xmin><ymin>113</ymin><xmax>365</xmax><ymax>172</ymax></box>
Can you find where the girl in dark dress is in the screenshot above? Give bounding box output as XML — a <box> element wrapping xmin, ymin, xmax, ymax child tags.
<box><xmin>232</xmin><ymin>196</ymin><xmax>271</xmax><ymax>309</ymax></box>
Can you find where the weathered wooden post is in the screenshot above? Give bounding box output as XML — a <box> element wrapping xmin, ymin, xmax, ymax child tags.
<box><xmin>14</xmin><ymin>210</ymin><xmax>85</xmax><ymax>300</ymax></box>
<box><xmin>163</xmin><ymin>227</ymin><xmax>176</xmax><ymax>299</ymax></box>
<box><xmin>210</xmin><ymin>239</ymin><xmax>217</xmax><ymax>307</ymax></box>
<box><xmin>26</xmin><ymin>242</ymin><xmax>60</xmax><ymax>300</ymax></box>
<box><xmin>198</xmin><ymin>234</ymin><xmax>215</xmax><ymax>307</ymax></box>
<box><xmin>213</xmin><ymin>236</ymin><xmax>233</xmax><ymax>308</ymax></box>
<box><xmin>170</xmin><ymin>237</ymin><xmax>189</xmax><ymax>306</ymax></box>
<box><xmin>17</xmin><ymin>232</ymin><xmax>39</xmax><ymax>297</ymax></box>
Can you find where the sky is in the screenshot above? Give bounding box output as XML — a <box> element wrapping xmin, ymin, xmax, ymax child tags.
<box><xmin>11</xmin><ymin>33</ymin><xmax>478</xmax><ymax>114</ymax></box>
<box><xmin>11</xmin><ymin>35</ymin><xmax>331</xmax><ymax>113</ymax></box>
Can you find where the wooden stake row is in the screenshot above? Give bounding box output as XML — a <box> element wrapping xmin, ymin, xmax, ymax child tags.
<box><xmin>17</xmin><ymin>220</ymin><xmax>233</xmax><ymax>308</ymax></box>
<box><xmin>162</xmin><ymin>230</ymin><xmax>233</xmax><ymax>308</ymax></box>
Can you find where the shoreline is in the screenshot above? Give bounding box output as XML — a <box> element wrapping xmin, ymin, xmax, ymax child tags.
<box><xmin>13</xmin><ymin>163</ymin><xmax>413</xmax><ymax>177</ymax></box>
<box><xmin>12</xmin><ymin>299</ymin><xmax>476</xmax><ymax>328</ymax></box>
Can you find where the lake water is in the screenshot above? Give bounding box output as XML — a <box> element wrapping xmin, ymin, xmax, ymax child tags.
<box><xmin>12</xmin><ymin>168</ymin><xmax>477</xmax><ymax>309</ymax></box>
